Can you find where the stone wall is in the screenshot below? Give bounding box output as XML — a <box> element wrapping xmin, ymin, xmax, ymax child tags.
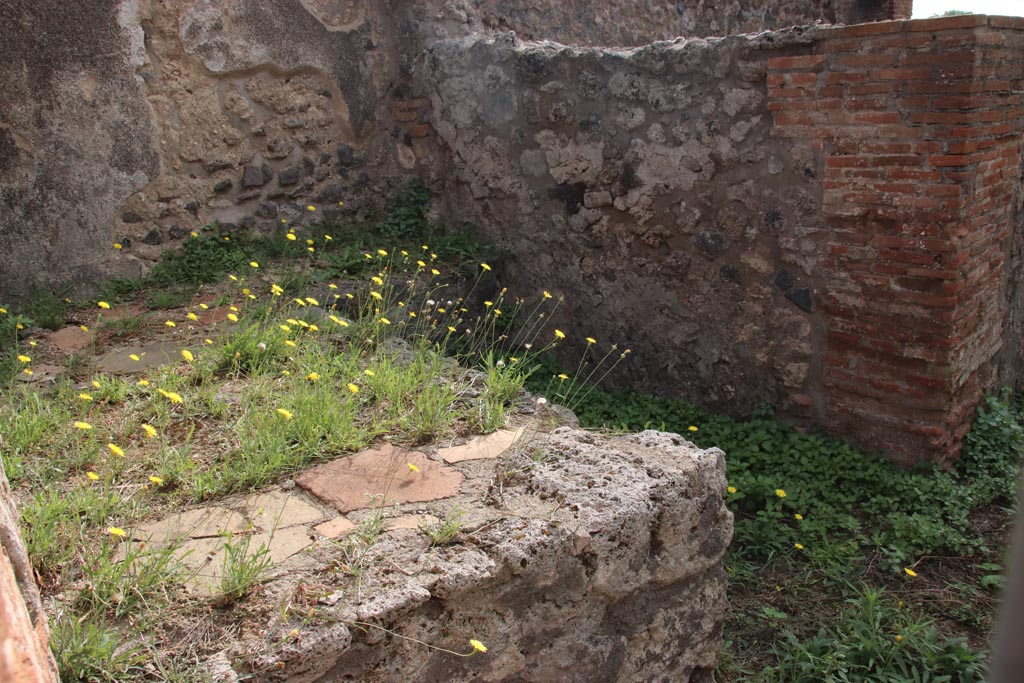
<box><xmin>424</xmin><ymin>15</ymin><xmax>1024</xmax><ymax>465</ymax></box>
<box><xmin>0</xmin><ymin>0</ymin><xmax>895</xmax><ymax>300</ymax></box>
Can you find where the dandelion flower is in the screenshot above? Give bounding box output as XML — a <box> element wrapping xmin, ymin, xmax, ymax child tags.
<box><xmin>904</xmin><ymin>567</ymin><xmax>918</xmax><ymax>578</ymax></box>
<box><xmin>276</xmin><ymin>408</ymin><xmax>294</xmax><ymax>420</ymax></box>
<box><xmin>92</xmin><ymin>380</ymin><xmax>101</xmax><ymax>389</ymax></box>
<box><xmin>165</xmin><ymin>320</ymin><xmax>176</xmax><ymax>327</ymax></box>
<box><xmin>227</xmin><ymin>314</ymin><xmax>239</xmax><ymax>322</ymax></box>
<box><xmin>161</xmin><ymin>390</ymin><xmax>183</xmax><ymax>404</ymax></box>
<box><xmin>250</xmin><ymin>261</ymin><xmax>259</xmax><ymax>269</ymax></box>
<box><xmin>794</xmin><ymin>543</ymin><xmax>804</xmax><ymax>550</ymax></box>
<box><xmin>378</xmin><ymin>317</ymin><xmax>391</xmax><ymax>325</ymax></box>
<box><xmin>543</xmin><ymin>291</ymin><xmax>552</xmax><ymax>299</ymax></box>
<box><xmin>407</xmin><ymin>463</ymin><xmax>420</xmax><ymax>473</ymax></box>
<box><xmin>108</xmin><ymin>527</ymin><xmax>127</xmax><ymax>538</ymax></box>
<box><xmin>688</xmin><ymin>426</ymin><xmax>699</xmax><ymax>432</ymax></box>
<box><xmin>0</xmin><ymin>307</ymin><xmax>6</xmax><ymax>314</ymax></box>
<box><xmin>470</xmin><ymin>640</ymin><xmax>487</xmax><ymax>653</ymax></box>
<box><xmin>141</xmin><ymin>424</ymin><xmax>158</xmax><ymax>438</ymax></box>
<box><xmin>727</xmin><ymin>486</ymin><xmax>737</xmax><ymax>494</ymax></box>
<box><xmin>78</xmin><ymin>392</ymin><xmax>93</xmax><ymax>401</ymax></box>
<box><xmin>377</xmin><ymin>249</ymin><xmax>388</xmax><ymax>256</ymax></box>
<box><xmin>558</xmin><ymin>373</ymin><xmax>569</xmax><ymax>380</ymax></box>
<box><xmin>86</xmin><ymin>471</ymin><xmax>100</xmax><ymax>481</ymax></box>
<box><xmin>554</xmin><ymin>329</ymin><xmax>565</xmax><ymax>340</ymax></box>
<box><xmin>364</xmin><ymin>369</ymin><xmax>375</xmax><ymax>377</ymax></box>
<box><xmin>431</xmin><ymin>268</ymin><xmax>440</xmax><ymax>276</ymax></box>
<box><xmin>586</xmin><ymin>337</ymin><xmax>596</xmax><ymax>345</ymax></box>
<box><xmin>107</xmin><ymin>443</ymin><xmax>125</xmax><ymax>457</ymax></box>
<box><xmin>329</xmin><ymin>315</ymin><xmax>349</xmax><ymax>327</ymax></box>
<box><xmin>199</xmin><ymin>303</ymin><xmax>209</xmax><ymax>310</ymax></box>
<box><xmin>74</xmin><ymin>421</ymin><xmax>93</xmax><ymax>430</ymax></box>
<box><xmin>307</xmin><ymin>205</ymin><xmax>316</xmax><ymax>211</ymax></box>
<box><xmin>417</xmin><ymin>260</ymin><xmax>427</xmax><ymax>267</ymax></box>
<box><xmin>280</xmin><ymin>324</ymin><xmax>292</xmax><ymax>333</ymax></box>
<box><xmin>305</xmin><ymin>297</ymin><xmax>319</xmax><ymax>306</ymax></box>
<box><xmin>895</xmin><ymin>635</ymin><xmax>903</xmax><ymax>643</ymax></box>
<box><xmin>98</xmin><ymin>301</ymin><xmax>111</xmax><ymax>309</ymax></box>
<box><xmin>286</xmin><ymin>233</ymin><xmax>297</xmax><ymax>241</ymax></box>
<box><xmin>23</xmin><ymin>368</ymin><xmax>32</xmax><ymax>376</ymax></box>
<box><xmin>149</xmin><ymin>476</ymin><xmax>164</xmax><ymax>485</ymax></box>
<box><xmin>284</xmin><ymin>340</ymin><xmax>297</xmax><ymax>347</ymax></box>
<box><xmin>447</xmin><ymin>326</ymin><xmax>457</xmax><ymax>333</ymax></box>
<box><xmin>113</xmin><ymin>243</ymin><xmax>123</xmax><ymax>250</ymax></box>
<box><xmin>204</xmin><ymin>338</ymin><xmax>213</xmax><ymax>345</ymax></box>
<box><xmin>307</xmin><ymin>372</ymin><xmax>320</xmax><ymax>382</ymax></box>
<box><xmin>775</xmin><ymin>489</ymin><xmax>787</xmax><ymax>498</ymax></box>
<box><xmin>271</xmin><ymin>284</ymin><xmax>284</xmax><ymax>296</ymax></box>
<box><xmin>347</xmin><ymin>383</ymin><xmax>359</xmax><ymax>394</ymax></box>
<box><xmin>481</xmin><ymin>263</ymin><xmax>491</xmax><ymax>271</ymax></box>
<box><xmin>795</xmin><ymin>513</ymin><xmax>803</xmax><ymax>521</ymax></box>
<box><xmin>181</xmin><ymin>349</ymin><xmax>194</xmax><ymax>363</ymax></box>
<box><xmin>228</xmin><ymin>274</ymin><xmax>238</xmax><ymax>281</ymax></box>
<box><xmin>17</xmin><ymin>354</ymin><xmax>30</xmax><ymax>363</ymax></box>
<box><xmin>371</xmin><ymin>276</ymin><xmax>384</xmax><ymax>286</ymax></box>
<box><xmin>129</xmin><ymin>354</ymin><xmax>141</xmax><ymax>362</ymax></box>
<box><xmin>138</xmin><ymin>379</ymin><xmax>150</xmax><ymax>386</ymax></box>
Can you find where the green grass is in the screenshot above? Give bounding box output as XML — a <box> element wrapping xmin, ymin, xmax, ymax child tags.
<box><xmin>557</xmin><ymin>383</ymin><xmax>1021</xmax><ymax>681</ymax></box>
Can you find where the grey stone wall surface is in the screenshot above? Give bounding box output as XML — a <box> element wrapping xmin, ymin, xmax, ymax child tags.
<box><xmin>424</xmin><ymin>30</ymin><xmax>827</xmax><ymax>415</ymax></box>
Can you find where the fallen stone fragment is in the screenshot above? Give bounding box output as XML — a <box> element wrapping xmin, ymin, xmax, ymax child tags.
<box><xmin>296</xmin><ymin>446</ymin><xmax>465</xmax><ymax>512</ymax></box>
<box><xmin>436</xmin><ymin>428</ymin><xmax>525</xmax><ymax>463</ymax></box>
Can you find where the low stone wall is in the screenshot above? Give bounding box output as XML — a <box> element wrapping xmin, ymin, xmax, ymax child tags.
<box><xmin>216</xmin><ymin>428</ymin><xmax>732</xmax><ymax>682</ymax></box>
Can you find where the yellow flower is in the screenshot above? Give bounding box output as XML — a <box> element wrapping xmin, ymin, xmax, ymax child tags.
<box><xmin>775</xmin><ymin>489</ymin><xmax>787</xmax><ymax>498</ymax></box>
<box><xmin>191</xmin><ymin>231</ymin><xmax>199</xmax><ymax>237</ymax></box>
<box><xmin>431</xmin><ymin>268</ymin><xmax>440</xmax><ymax>276</ymax></box>
<box><xmin>181</xmin><ymin>349</ymin><xmax>194</xmax><ymax>363</ymax></box>
<box><xmin>78</xmin><ymin>392</ymin><xmax>93</xmax><ymax>401</ymax></box>
<box><xmin>895</xmin><ymin>635</ymin><xmax>903</xmax><ymax>643</ymax></box>
<box><xmin>283</xmin><ymin>340</ymin><xmax>296</xmax><ymax>347</ymax></box>
<box><xmin>308</xmin><ymin>324</ymin><xmax>319</xmax><ymax>332</ymax></box>
<box><xmin>377</xmin><ymin>249</ymin><xmax>388</xmax><ymax>256</ymax></box>
<box><xmin>305</xmin><ymin>297</ymin><xmax>319</xmax><ymax>306</ymax></box>
<box><xmin>293</xmin><ymin>298</ymin><xmax>306</xmax><ymax>307</ymax></box>
<box><xmin>227</xmin><ymin>314</ymin><xmax>239</xmax><ymax>322</ymax></box>
<box><xmin>165</xmin><ymin>320</ymin><xmax>176</xmax><ymax>327</ymax></box>
<box><xmin>688</xmin><ymin>426</ymin><xmax>699</xmax><ymax>432</ymax></box>
<box><xmin>199</xmin><ymin>303</ymin><xmax>209</xmax><ymax>310</ymax></box>
<box><xmin>794</xmin><ymin>543</ymin><xmax>804</xmax><ymax>550</ymax></box>
<box><xmin>481</xmin><ymin>263</ymin><xmax>491</xmax><ymax>271</ymax></box>
<box><xmin>92</xmin><ymin>380</ymin><xmax>101</xmax><ymax>389</ymax></box>
<box><xmin>325</xmin><ymin>234</ymin><xmax>333</xmax><ymax>241</ymax></box>
<box><xmin>307</xmin><ymin>205</ymin><xmax>316</xmax><ymax>211</ymax></box>
<box><xmin>795</xmin><ymin>513</ymin><xmax>803</xmax><ymax>521</ymax></box>
<box><xmin>347</xmin><ymin>383</ymin><xmax>359</xmax><ymax>394</ymax></box>
<box><xmin>554</xmin><ymin>329</ymin><xmax>565</xmax><ymax>340</ymax></box>
<box><xmin>230</xmin><ymin>306</ymin><xmax>238</xmax><ymax>312</ymax></box>
<box><xmin>23</xmin><ymin>368</ymin><xmax>32</xmax><ymax>376</ymax></box>
<box><xmin>586</xmin><ymin>337</ymin><xmax>596</xmax><ymax>345</ymax></box>
<box><xmin>129</xmin><ymin>354</ymin><xmax>141</xmax><ymax>361</ymax></box>
<box><xmin>108</xmin><ymin>527</ymin><xmax>127</xmax><ymax>538</ymax></box>
<box><xmin>417</xmin><ymin>260</ymin><xmax>426</xmax><ymax>267</ymax></box>
<box><xmin>271</xmin><ymin>284</ymin><xmax>284</xmax><ymax>296</ymax></box>
<box><xmin>138</xmin><ymin>379</ymin><xmax>150</xmax><ymax>386</ymax></box>
<box><xmin>727</xmin><ymin>486</ymin><xmax>737</xmax><ymax>494</ymax></box>
<box><xmin>204</xmin><ymin>338</ymin><xmax>213</xmax><ymax>345</ymax></box>
<box><xmin>97</xmin><ymin>301</ymin><xmax>111</xmax><ymax>309</ymax></box>
<box><xmin>276</xmin><ymin>408</ymin><xmax>294</xmax><ymax>420</ymax></box>
<box><xmin>371</xmin><ymin>276</ymin><xmax>384</xmax><ymax>286</ymax></box>
<box><xmin>113</xmin><ymin>243</ymin><xmax>123</xmax><ymax>250</ymax></box>
<box><xmin>329</xmin><ymin>315</ymin><xmax>349</xmax><ymax>327</ymax></box>
<box><xmin>447</xmin><ymin>326</ymin><xmax>457</xmax><ymax>333</ymax></box>
<box><xmin>409</xmin><ymin>311</ymin><xmax>416</xmax><ymax>318</ymax></box>
<box><xmin>307</xmin><ymin>372</ymin><xmax>320</xmax><ymax>382</ymax></box>
<box><xmin>80</xmin><ymin>324</ymin><xmax>89</xmax><ymax>331</ymax></box>
<box><xmin>74</xmin><ymin>421</ymin><xmax>94</xmax><ymax>430</ymax></box>
<box><xmin>484</xmin><ymin>301</ymin><xmax>493</xmax><ymax>307</ymax></box>
<box><xmin>159</xmin><ymin>390</ymin><xmax>183</xmax><ymax>404</ymax></box>
<box><xmin>149</xmin><ymin>476</ymin><xmax>164</xmax><ymax>485</ymax></box>
<box><xmin>249</xmin><ymin>261</ymin><xmax>259</xmax><ymax>269</ymax></box>
<box><xmin>328</xmin><ymin>283</ymin><xmax>337</xmax><ymax>289</ymax></box>
<box><xmin>228</xmin><ymin>274</ymin><xmax>238</xmax><ymax>281</ymax></box>
<box><xmin>364</xmin><ymin>369</ymin><xmax>375</xmax><ymax>377</ymax></box>
<box><xmin>107</xmin><ymin>443</ymin><xmax>125</xmax><ymax>457</ymax></box>
<box><xmin>407</xmin><ymin>463</ymin><xmax>420</xmax><ymax>473</ymax></box>
<box><xmin>558</xmin><ymin>373</ymin><xmax>569</xmax><ymax>380</ymax></box>
<box><xmin>16</xmin><ymin>354</ymin><xmax>30</xmax><ymax>363</ymax></box>
<box><xmin>286</xmin><ymin>233</ymin><xmax>297</xmax><ymax>241</ymax></box>
<box><xmin>0</xmin><ymin>307</ymin><xmax>6</xmax><ymax>314</ymax></box>
<box><xmin>903</xmin><ymin>567</ymin><xmax>918</xmax><ymax>578</ymax></box>
<box><xmin>86</xmin><ymin>471</ymin><xmax>100</xmax><ymax>481</ymax></box>
<box><xmin>470</xmin><ymin>639</ymin><xmax>487</xmax><ymax>653</ymax></box>
<box><xmin>543</xmin><ymin>291</ymin><xmax>552</xmax><ymax>299</ymax></box>
<box><xmin>378</xmin><ymin>317</ymin><xmax>391</xmax><ymax>325</ymax></box>
<box><xmin>141</xmin><ymin>424</ymin><xmax>158</xmax><ymax>438</ymax></box>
